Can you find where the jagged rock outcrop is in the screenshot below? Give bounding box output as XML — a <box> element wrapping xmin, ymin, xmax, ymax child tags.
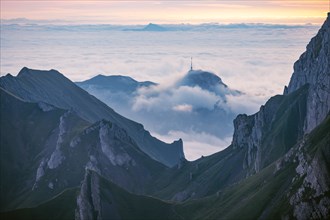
<box><xmin>75</xmin><ymin>170</ymin><xmax>120</xmax><ymax>220</ymax></box>
<box><xmin>231</xmin><ymin>13</ymin><xmax>330</xmax><ymax>174</ymax></box>
<box><xmin>274</xmin><ymin>115</ymin><xmax>330</xmax><ymax>220</ymax></box>
<box><xmin>232</xmin><ymin>95</ymin><xmax>282</xmax><ymax>173</ymax></box>
<box><xmin>285</xmin><ymin>12</ymin><xmax>330</xmax><ymax>133</ymax></box>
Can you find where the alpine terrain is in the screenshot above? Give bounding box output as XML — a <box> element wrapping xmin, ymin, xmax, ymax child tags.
<box><xmin>0</xmin><ymin>13</ymin><xmax>329</xmax><ymax>220</ymax></box>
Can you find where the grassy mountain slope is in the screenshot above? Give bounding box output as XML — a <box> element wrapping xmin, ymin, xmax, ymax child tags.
<box><xmin>174</xmin><ymin>114</ymin><xmax>330</xmax><ymax>219</ymax></box>
<box><xmin>0</xmin><ymin>188</ymin><xmax>78</xmax><ymax>220</ymax></box>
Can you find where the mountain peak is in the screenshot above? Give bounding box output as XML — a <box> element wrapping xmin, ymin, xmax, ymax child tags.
<box><xmin>179</xmin><ymin>69</ymin><xmax>227</xmax><ymax>90</ymax></box>
<box><xmin>286</xmin><ymin>12</ymin><xmax>329</xmax><ymax>94</ymax></box>
<box><xmin>76</xmin><ymin>74</ymin><xmax>157</xmax><ymax>93</ymax></box>
<box><xmin>91</xmin><ymin>74</ymin><xmax>137</xmax><ymax>84</ymax></box>
<box><xmin>17</xmin><ymin>67</ymin><xmax>61</xmax><ymax>78</ymax></box>
<box><xmin>142</xmin><ymin>23</ymin><xmax>166</xmax><ymax>31</ymax></box>
<box><xmin>18</xmin><ymin>66</ymin><xmax>29</xmax><ymax>74</ymax></box>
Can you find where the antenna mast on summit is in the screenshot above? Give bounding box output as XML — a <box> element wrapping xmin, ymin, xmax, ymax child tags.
<box><xmin>190</xmin><ymin>57</ymin><xmax>193</xmax><ymax>70</ymax></box>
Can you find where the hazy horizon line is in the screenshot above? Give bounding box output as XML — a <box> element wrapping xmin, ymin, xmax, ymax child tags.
<box><xmin>1</xmin><ymin>17</ymin><xmax>325</xmax><ymax>26</ymax></box>
<box><xmin>0</xmin><ymin>18</ymin><xmax>322</xmax><ymax>28</ymax></box>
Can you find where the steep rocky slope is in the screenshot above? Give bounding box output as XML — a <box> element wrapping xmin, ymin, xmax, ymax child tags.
<box><xmin>0</xmin><ymin>68</ymin><xmax>184</xmax><ymax>167</ymax></box>
<box><xmin>175</xmin><ymin>114</ymin><xmax>330</xmax><ymax>220</ymax></box>
<box><xmin>231</xmin><ymin>12</ymin><xmax>329</xmax><ymax>175</ymax></box>
<box><xmin>285</xmin><ymin>13</ymin><xmax>330</xmax><ymax>133</ymax></box>
<box><xmin>0</xmin><ymin>89</ymin><xmax>166</xmax><ymax>212</ymax></box>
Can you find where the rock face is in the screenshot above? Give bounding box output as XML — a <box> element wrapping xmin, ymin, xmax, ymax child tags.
<box><xmin>231</xmin><ymin>13</ymin><xmax>330</xmax><ymax>174</ymax></box>
<box><xmin>232</xmin><ymin>95</ymin><xmax>282</xmax><ymax>173</ymax></box>
<box><xmin>231</xmin><ymin>86</ymin><xmax>309</xmax><ymax>175</ymax></box>
<box><xmin>289</xmin><ymin>138</ymin><xmax>330</xmax><ymax>220</ymax></box>
<box><xmin>75</xmin><ymin>171</ymin><xmax>101</xmax><ymax>220</ymax></box>
<box><xmin>285</xmin><ymin>13</ymin><xmax>330</xmax><ymax>133</ymax></box>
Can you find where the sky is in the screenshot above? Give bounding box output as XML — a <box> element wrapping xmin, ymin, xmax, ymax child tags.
<box><xmin>1</xmin><ymin>1</ymin><xmax>328</xmax><ymax>24</ymax></box>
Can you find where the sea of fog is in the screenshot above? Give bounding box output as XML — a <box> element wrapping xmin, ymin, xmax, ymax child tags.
<box><xmin>0</xmin><ymin>22</ymin><xmax>319</xmax><ymax>159</ymax></box>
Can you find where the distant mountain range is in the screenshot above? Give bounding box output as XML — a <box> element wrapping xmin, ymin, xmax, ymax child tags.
<box><xmin>0</xmin><ymin>13</ymin><xmax>329</xmax><ymax>220</ymax></box>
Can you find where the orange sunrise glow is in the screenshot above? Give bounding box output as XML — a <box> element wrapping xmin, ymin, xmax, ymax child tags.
<box><xmin>1</xmin><ymin>0</ymin><xmax>328</xmax><ymax>24</ymax></box>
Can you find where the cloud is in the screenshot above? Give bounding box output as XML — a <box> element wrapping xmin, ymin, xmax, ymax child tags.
<box><xmin>225</xmin><ymin>93</ymin><xmax>265</xmax><ymax>115</ymax></box>
<box><xmin>132</xmin><ymin>85</ymin><xmax>222</xmax><ymax>112</ymax></box>
<box><xmin>172</xmin><ymin>104</ymin><xmax>193</xmax><ymax>112</ymax></box>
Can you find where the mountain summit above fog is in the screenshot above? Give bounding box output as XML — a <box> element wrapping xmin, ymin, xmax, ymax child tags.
<box><xmin>176</xmin><ymin>69</ymin><xmax>241</xmax><ymax>96</ymax></box>
<box><xmin>142</xmin><ymin>23</ymin><xmax>167</xmax><ymax>31</ymax></box>
<box><xmin>76</xmin><ymin>68</ymin><xmax>242</xmax><ymax>141</ymax></box>
<box><xmin>76</xmin><ymin>74</ymin><xmax>156</xmax><ymax>94</ymax></box>
<box><xmin>124</xmin><ymin>23</ymin><xmax>167</xmax><ymax>32</ymax></box>
<box><xmin>178</xmin><ymin>69</ymin><xmax>227</xmax><ymax>88</ymax></box>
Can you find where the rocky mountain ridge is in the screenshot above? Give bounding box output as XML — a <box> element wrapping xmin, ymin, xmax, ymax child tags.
<box><xmin>231</xmin><ymin>13</ymin><xmax>330</xmax><ymax>175</ymax></box>
<box><xmin>0</xmin><ymin>88</ymin><xmax>167</xmax><ymax>211</ymax></box>
<box><xmin>285</xmin><ymin>13</ymin><xmax>330</xmax><ymax>134</ymax></box>
<box><xmin>0</xmin><ymin>68</ymin><xmax>184</xmax><ymax>167</ymax></box>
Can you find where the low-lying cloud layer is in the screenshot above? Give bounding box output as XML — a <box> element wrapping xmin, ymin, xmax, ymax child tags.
<box><xmin>133</xmin><ymin>85</ymin><xmax>222</xmax><ymax>112</ymax></box>
<box><xmin>0</xmin><ymin>22</ymin><xmax>319</xmax><ymax>160</ymax></box>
